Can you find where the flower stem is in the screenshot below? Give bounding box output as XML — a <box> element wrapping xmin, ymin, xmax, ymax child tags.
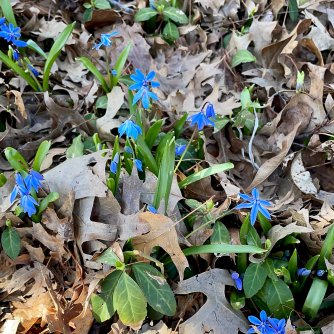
<box><xmin>174</xmin><ymin>130</ymin><xmax>196</xmax><ymax>173</ymax></box>
<box><xmin>105</xmin><ymin>48</ymin><xmax>112</xmax><ymax>91</ymax></box>
<box><xmin>20</xmin><ymin>58</ymin><xmax>43</xmax><ymax>92</ymax></box>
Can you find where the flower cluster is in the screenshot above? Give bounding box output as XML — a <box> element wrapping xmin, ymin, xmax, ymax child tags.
<box><xmin>0</xmin><ymin>18</ymin><xmax>27</xmax><ymax>61</ymax></box>
<box><xmin>234</xmin><ymin>188</ymin><xmax>271</xmax><ymax>226</ymax></box>
<box><xmin>92</xmin><ymin>31</ymin><xmax>119</xmax><ymax>50</ymax></box>
<box><xmin>10</xmin><ymin>171</ymin><xmax>44</xmax><ymax>217</ymax></box>
<box><xmin>187</xmin><ymin>102</ymin><xmax>215</xmax><ymax>130</ymax></box>
<box><xmin>248</xmin><ymin>311</ymin><xmax>288</xmax><ymax>334</ymax></box>
<box><xmin>129</xmin><ymin>69</ymin><xmax>160</xmax><ymax>109</ymax></box>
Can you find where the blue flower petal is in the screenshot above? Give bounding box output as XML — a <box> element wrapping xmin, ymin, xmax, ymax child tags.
<box><xmin>147</xmin><ymin>206</ymin><xmax>157</xmax><ymax>213</ymax></box>
<box><xmin>247</xmin><ymin>329</ymin><xmax>255</xmax><ymax>334</ymax></box>
<box><xmin>129</xmin><ymin>82</ymin><xmax>143</xmax><ymax>90</ymax></box>
<box><xmin>151</xmin><ymin>80</ymin><xmax>160</xmax><ymax>87</ymax></box>
<box><xmin>234</xmin><ymin>202</ymin><xmax>254</xmax><ymax>210</ymax></box>
<box><xmin>259</xmin><ymin>310</ymin><xmax>267</xmax><ymax>323</ymax></box>
<box><xmin>13</xmin><ymin>39</ymin><xmax>27</xmax><ymax>47</ymax></box>
<box><xmin>250</xmin><ymin>202</ymin><xmax>259</xmax><ymax>225</ymax></box>
<box><xmin>125</xmin><ymin>146</ymin><xmax>133</xmax><ymax>154</ymax></box>
<box><xmin>110</xmin><ymin>161</ymin><xmax>117</xmax><ymax>173</ymax></box>
<box><xmin>252</xmin><ymin>188</ymin><xmax>259</xmax><ymax>200</ymax></box>
<box><xmin>259</xmin><ymin>199</ymin><xmax>271</xmax><ymax>207</ymax></box>
<box><xmin>142</xmin><ymin>88</ymin><xmax>150</xmax><ymax>109</ymax></box>
<box><xmin>248</xmin><ymin>316</ymin><xmax>261</xmax><ymax>326</ymax></box>
<box><xmin>132</xmin><ymin>86</ymin><xmax>145</xmax><ymax>105</ymax></box>
<box><xmin>258</xmin><ymin>204</ymin><xmax>271</xmax><ymax>219</ymax></box>
<box><xmin>235</xmin><ymin>277</ymin><xmax>242</xmax><ymax>290</ymax></box>
<box><xmin>146</xmin><ymin>71</ymin><xmax>155</xmax><ymax>81</ymax></box>
<box><xmin>135</xmin><ymin>69</ymin><xmax>145</xmax><ymax>81</ymax></box>
<box><xmin>239</xmin><ymin>193</ymin><xmax>252</xmax><ymax>201</ymax></box>
<box><xmin>135</xmin><ymin>159</ymin><xmax>143</xmax><ymax>172</ymax></box>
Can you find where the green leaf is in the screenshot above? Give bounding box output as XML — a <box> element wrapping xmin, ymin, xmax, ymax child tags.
<box><xmin>97</xmin><ymin>248</ymin><xmax>122</xmax><ymax>267</ymax></box>
<box><xmin>5</xmin><ymin>147</ymin><xmax>29</xmax><ymax>173</ymax></box>
<box><xmin>231</xmin><ymin>50</ymin><xmax>256</xmax><ymax>67</ymax></box>
<box><xmin>211</xmin><ymin>221</ymin><xmax>230</xmax><ymax>245</ymax></box>
<box><xmin>66</xmin><ymin>135</ymin><xmax>84</xmax><ymax>158</ymax></box>
<box><xmin>230</xmin><ymin>290</ymin><xmax>246</xmax><ymax>310</ymax></box>
<box><xmin>178</xmin><ymin>163</ymin><xmax>234</xmax><ymax>189</ymax></box>
<box><xmin>95</xmin><ymin>95</ymin><xmax>108</xmax><ymax>109</ymax></box>
<box><xmin>91</xmin><ymin>270</ymin><xmax>122</xmax><ymax>322</ymax></box>
<box><xmin>36</xmin><ymin>192</ymin><xmax>59</xmax><ymax>216</ymax></box>
<box><xmin>163</xmin><ymin>21</ymin><xmax>179</xmax><ymax>40</ymax></box>
<box><xmin>0</xmin><ymin>51</ymin><xmax>39</xmax><ymax>91</ymax></box>
<box><xmin>118</xmin><ymin>75</ymin><xmax>135</xmax><ymax>87</ymax></box>
<box><xmin>0</xmin><ymin>173</ymin><xmax>7</xmax><ymax>187</ymax></box>
<box><xmin>136</xmin><ymin>135</ymin><xmax>159</xmax><ymax>176</ymax></box>
<box><xmin>43</xmin><ymin>22</ymin><xmax>75</xmax><ymax>91</ymax></box>
<box><xmin>83</xmin><ymin>8</ymin><xmax>93</xmax><ymax>22</ymax></box>
<box><xmin>95</xmin><ymin>0</ymin><xmax>111</xmax><ymax>9</ymax></box>
<box><xmin>287</xmin><ymin>249</ymin><xmax>297</xmax><ymax>278</ymax></box>
<box><xmin>298</xmin><ymin>255</ymin><xmax>320</xmax><ymax>292</ymax></box>
<box><xmin>263</xmin><ymin>258</ymin><xmax>278</xmax><ymax>281</ymax></box>
<box><xmin>288</xmin><ymin>0</ymin><xmax>298</xmax><ymax>22</ymax></box>
<box><xmin>244</xmin><ymin>263</ymin><xmax>267</xmax><ymax>298</ymax></box>
<box><xmin>155</xmin><ymin>132</ymin><xmax>173</xmax><ymax>167</ymax></box>
<box><xmin>214</xmin><ymin>115</ymin><xmax>230</xmax><ymax>132</ymax></box>
<box><xmin>265</xmin><ymin>278</ymin><xmax>295</xmax><ymax>318</ymax></box>
<box><xmin>76</xmin><ymin>57</ymin><xmax>110</xmax><ymax>93</ymax></box>
<box><xmin>239</xmin><ymin>214</ymin><xmax>250</xmax><ymax>246</ymax></box>
<box><xmin>163</xmin><ymin>7</ymin><xmax>188</xmax><ymax>24</ymax></box>
<box><xmin>174</xmin><ymin>113</ymin><xmax>188</xmax><ymax>139</ymax></box>
<box><xmin>135</xmin><ymin>7</ymin><xmax>158</xmax><ymax>22</ymax></box>
<box><xmin>246</xmin><ymin>225</ymin><xmax>261</xmax><ymax>248</ymax></box>
<box><xmin>240</xmin><ymin>87</ymin><xmax>251</xmax><ymax>110</ymax></box>
<box><xmin>83</xmin><ymin>3</ymin><xmax>92</xmax><ymax>8</ymax></box>
<box><xmin>33</xmin><ymin>141</ymin><xmax>51</xmax><ymax>172</ymax></box>
<box><xmin>26</xmin><ymin>40</ymin><xmax>47</xmax><ymax>59</ymax></box>
<box><xmin>1</xmin><ymin>227</ymin><xmax>21</xmax><ymax>260</ymax></box>
<box><xmin>319</xmin><ymin>224</ymin><xmax>334</xmax><ymax>270</ymax></box>
<box><xmin>112</xmin><ymin>41</ymin><xmax>133</xmax><ymax>88</ymax></box>
<box><xmin>185</xmin><ymin>199</ymin><xmax>205</xmax><ymax>213</ymax></box>
<box><xmin>133</xmin><ymin>263</ymin><xmax>176</xmax><ymax>316</ymax></box>
<box><xmin>113</xmin><ymin>273</ymin><xmax>147</xmax><ymax>325</ymax></box>
<box><xmin>0</xmin><ymin>0</ymin><xmax>17</xmax><ymax>27</ymax></box>
<box><xmin>145</xmin><ymin>120</ymin><xmax>163</xmax><ymax>150</ymax></box>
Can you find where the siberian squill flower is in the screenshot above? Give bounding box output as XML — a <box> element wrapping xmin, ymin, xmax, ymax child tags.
<box><xmin>118</xmin><ymin>119</ymin><xmax>142</xmax><ymax>140</ymax></box>
<box><xmin>110</xmin><ymin>152</ymin><xmax>120</xmax><ymax>174</ymax></box>
<box><xmin>0</xmin><ymin>17</ymin><xmax>6</xmax><ymax>26</ymax></box>
<box><xmin>147</xmin><ymin>206</ymin><xmax>157</xmax><ymax>213</ymax></box>
<box><xmin>317</xmin><ymin>270</ymin><xmax>326</xmax><ymax>277</ymax></box>
<box><xmin>247</xmin><ymin>311</ymin><xmax>272</xmax><ymax>334</ymax></box>
<box><xmin>175</xmin><ymin>145</ymin><xmax>186</xmax><ymax>156</ymax></box>
<box><xmin>124</xmin><ymin>146</ymin><xmax>133</xmax><ymax>154</ymax></box>
<box><xmin>20</xmin><ymin>187</ymin><xmax>39</xmax><ymax>217</ymax></box>
<box><xmin>297</xmin><ymin>268</ymin><xmax>311</xmax><ymax>276</ymax></box>
<box><xmin>129</xmin><ymin>69</ymin><xmax>160</xmax><ymax>109</ymax></box>
<box><xmin>10</xmin><ymin>173</ymin><xmax>26</xmax><ymax>203</ymax></box>
<box><xmin>187</xmin><ymin>101</ymin><xmax>216</xmax><ymax>130</ymax></box>
<box><xmin>0</xmin><ymin>22</ymin><xmax>27</xmax><ymax>47</ymax></box>
<box><xmin>267</xmin><ymin>318</ymin><xmax>286</xmax><ymax>334</ymax></box>
<box><xmin>28</xmin><ymin>64</ymin><xmax>39</xmax><ymax>77</ymax></box>
<box><xmin>24</xmin><ymin>170</ymin><xmax>44</xmax><ymax>193</ymax></box>
<box><xmin>204</xmin><ymin>102</ymin><xmax>215</xmax><ymax>119</ymax></box>
<box><xmin>134</xmin><ymin>158</ymin><xmax>143</xmax><ymax>172</ymax></box>
<box><xmin>92</xmin><ymin>31</ymin><xmax>119</xmax><ymax>50</ymax></box>
<box><xmin>231</xmin><ymin>272</ymin><xmax>242</xmax><ymax>290</ymax></box>
<box><xmin>234</xmin><ymin>188</ymin><xmax>271</xmax><ymax>226</ymax></box>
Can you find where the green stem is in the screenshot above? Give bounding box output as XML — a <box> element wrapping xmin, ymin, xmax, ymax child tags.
<box><xmin>174</xmin><ymin>130</ymin><xmax>195</xmax><ymax>173</ymax></box>
<box><xmin>185</xmin><ymin>217</ymin><xmax>213</xmax><ymax>239</ymax></box>
<box><xmin>21</xmin><ymin>58</ymin><xmax>43</xmax><ymax>92</ymax></box>
<box><xmin>105</xmin><ymin>48</ymin><xmax>112</xmax><ymax>92</ymax></box>
<box><xmin>125</xmin><ymin>250</ymin><xmax>164</xmax><ymax>275</ymax></box>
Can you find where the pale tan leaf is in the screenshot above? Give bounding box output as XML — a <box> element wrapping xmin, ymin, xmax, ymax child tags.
<box><xmin>6</xmin><ymin>90</ymin><xmax>27</xmax><ymax>119</ymax></box>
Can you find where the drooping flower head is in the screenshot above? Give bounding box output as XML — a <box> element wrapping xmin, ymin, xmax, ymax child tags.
<box><xmin>133</xmin><ymin>158</ymin><xmax>143</xmax><ymax>172</ymax></box>
<box><xmin>147</xmin><ymin>205</ymin><xmax>157</xmax><ymax>213</ymax></box>
<box><xmin>125</xmin><ymin>146</ymin><xmax>133</xmax><ymax>155</ymax></box>
<box><xmin>10</xmin><ymin>172</ymin><xmax>27</xmax><ymax>203</ymax></box>
<box><xmin>110</xmin><ymin>152</ymin><xmax>120</xmax><ymax>174</ymax></box>
<box><xmin>118</xmin><ymin>119</ymin><xmax>142</xmax><ymax>140</ymax></box>
<box><xmin>175</xmin><ymin>145</ymin><xmax>186</xmax><ymax>156</ymax></box>
<box><xmin>129</xmin><ymin>69</ymin><xmax>160</xmax><ymax>109</ymax></box>
<box><xmin>24</xmin><ymin>170</ymin><xmax>44</xmax><ymax>193</ymax></box>
<box><xmin>317</xmin><ymin>270</ymin><xmax>326</xmax><ymax>277</ymax></box>
<box><xmin>231</xmin><ymin>272</ymin><xmax>242</xmax><ymax>291</ymax></box>
<box><xmin>28</xmin><ymin>64</ymin><xmax>39</xmax><ymax>77</ymax></box>
<box><xmin>187</xmin><ymin>110</ymin><xmax>215</xmax><ymax>131</ymax></box>
<box><xmin>19</xmin><ymin>187</ymin><xmax>39</xmax><ymax>217</ymax></box>
<box><xmin>247</xmin><ymin>311</ymin><xmax>272</xmax><ymax>334</ymax></box>
<box><xmin>234</xmin><ymin>188</ymin><xmax>271</xmax><ymax>226</ymax></box>
<box><xmin>92</xmin><ymin>31</ymin><xmax>119</xmax><ymax>50</ymax></box>
<box><xmin>204</xmin><ymin>102</ymin><xmax>215</xmax><ymax>119</ymax></box>
<box><xmin>0</xmin><ymin>17</ymin><xmax>6</xmax><ymax>26</ymax></box>
<box><xmin>297</xmin><ymin>268</ymin><xmax>311</xmax><ymax>276</ymax></box>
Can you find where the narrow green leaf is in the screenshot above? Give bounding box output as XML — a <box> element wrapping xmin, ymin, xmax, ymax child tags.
<box><xmin>135</xmin><ymin>8</ymin><xmax>158</xmax><ymax>22</ymax></box>
<box><xmin>5</xmin><ymin>147</ymin><xmax>29</xmax><ymax>173</ymax></box>
<box><xmin>91</xmin><ymin>270</ymin><xmax>122</xmax><ymax>322</ymax></box>
<box><xmin>1</xmin><ymin>227</ymin><xmax>21</xmax><ymax>260</ymax></box>
<box><xmin>178</xmin><ymin>163</ymin><xmax>234</xmax><ymax>189</ymax></box>
<box><xmin>43</xmin><ymin>22</ymin><xmax>75</xmax><ymax>91</ymax></box>
<box><xmin>244</xmin><ymin>263</ymin><xmax>267</xmax><ymax>298</ymax></box>
<box><xmin>174</xmin><ymin>113</ymin><xmax>188</xmax><ymax>139</ymax></box>
<box><xmin>0</xmin><ymin>173</ymin><xmax>7</xmax><ymax>187</ymax></box>
<box><xmin>145</xmin><ymin>120</ymin><xmax>163</xmax><ymax>150</ymax></box>
<box><xmin>0</xmin><ymin>0</ymin><xmax>17</xmax><ymax>27</ymax></box>
<box><xmin>163</xmin><ymin>21</ymin><xmax>179</xmax><ymax>40</ymax></box>
<box><xmin>33</xmin><ymin>141</ymin><xmax>51</xmax><ymax>172</ymax></box>
<box><xmin>319</xmin><ymin>224</ymin><xmax>334</xmax><ymax>270</ymax></box>
<box><xmin>26</xmin><ymin>40</ymin><xmax>47</xmax><ymax>59</ymax></box>
<box><xmin>288</xmin><ymin>0</ymin><xmax>298</xmax><ymax>22</ymax></box>
<box><xmin>163</xmin><ymin>7</ymin><xmax>188</xmax><ymax>24</ymax></box>
<box><xmin>113</xmin><ymin>273</ymin><xmax>147</xmax><ymax>325</ymax></box>
<box><xmin>36</xmin><ymin>191</ymin><xmax>59</xmax><ymax>216</ymax></box>
<box><xmin>211</xmin><ymin>221</ymin><xmax>230</xmax><ymax>245</ymax></box>
<box><xmin>0</xmin><ymin>51</ymin><xmax>39</xmax><ymax>91</ymax></box>
<box><xmin>66</xmin><ymin>135</ymin><xmax>84</xmax><ymax>158</ymax></box>
<box><xmin>231</xmin><ymin>50</ymin><xmax>256</xmax><ymax>67</ymax></box>
<box><xmin>76</xmin><ymin>57</ymin><xmax>110</xmax><ymax>93</ymax></box>
<box><xmin>97</xmin><ymin>248</ymin><xmax>122</xmax><ymax>267</ymax></box>
<box><xmin>133</xmin><ymin>263</ymin><xmax>176</xmax><ymax>316</ymax></box>
<box><xmin>118</xmin><ymin>75</ymin><xmax>135</xmax><ymax>87</ymax></box>
<box><xmin>136</xmin><ymin>135</ymin><xmax>159</xmax><ymax>176</ymax></box>
<box><xmin>298</xmin><ymin>255</ymin><xmax>320</xmax><ymax>291</ymax></box>
<box><xmin>265</xmin><ymin>278</ymin><xmax>295</xmax><ymax>318</ymax></box>
<box><xmin>155</xmin><ymin>132</ymin><xmax>174</xmax><ymax>167</ymax></box>
<box><xmin>239</xmin><ymin>214</ymin><xmax>250</xmax><ymax>245</ymax></box>
<box><xmin>287</xmin><ymin>249</ymin><xmax>297</xmax><ymax>278</ymax></box>
<box><xmin>246</xmin><ymin>225</ymin><xmax>262</xmax><ymax>248</ymax></box>
<box><xmin>112</xmin><ymin>41</ymin><xmax>132</xmax><ymax>87</ymax></box>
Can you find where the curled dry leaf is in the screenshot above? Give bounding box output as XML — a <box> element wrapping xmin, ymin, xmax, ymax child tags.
<box><xmin>6</xmin><ymin>90</ymin><xmax>27</xmax><ymax>119</ymax></box>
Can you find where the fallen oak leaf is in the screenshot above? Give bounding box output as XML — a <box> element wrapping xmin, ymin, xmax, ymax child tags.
<box><xmin>132</xmin><ymin>212</ymin><xmax>189</xmax><ymax>281</ymax></box>
<box><xmin>174</xmin><ymin>269</ymin><xmax>249</xmax><ymax>334</ymax></box>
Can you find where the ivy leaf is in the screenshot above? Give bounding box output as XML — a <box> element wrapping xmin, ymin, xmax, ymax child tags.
<box><xmin>83</xmin><ymin>8</ymin><xmax>93</xmax><ymax>22</ymax></box>
<box><xmin>91</xmin><ymin>270</ymin><xmax>122</xmax><ymax>322</ymax></box>
<box><xmin>95</xmin><ymin>0</ymin><xmax>111</xmax><ymax>9</ymax></box>
<box><xmin>265</xmin><ymin>278</ymin><xmax>295</xmax><ymax>318</ymax></box>
<box><xmin>97</xmin><ymin>248</ymin><xmax>122</xmax><ymax>267</ymax></box>
<box><xmin>66</xmin><ymin>135</ymin><xmax>84</xmax><ymax>159</ymax></box>
<box><xmin>163</xmin><ymin>21</ymin><xmax>179</xmax><ymax>40</ymax></box>
<box><xmin>135</xmin><ymin>8</ymin><xmax>158</xmax><ymax>22</ymax></box>
<box><xmin>231</xmin><ymin>50</ymin><xmax>256</xmax><ymax>67</ymax></box>
<box><xmin>263</xmin><ymin>258</ymin><xmax>278</xmax><ymax>281</ymax></box>
<box><xmin>163</xmin><ymin>7</ymin><xmax>188</xmax><ymax>24</ymax></box>
<box><xmin>132</xmin><ymin>263</ymin><xmax>176</xmax><ymax>316</ymax></box>
<box><xmin>214</xmin><ymin>115</ymin><xmax>230</xmax><ymax>132</ymax></box>
<box><xmin>113</xmin><ymin>272</ymin><xmax>147</xmax><ymax>326</ymax></box>
<box><xmin>211</xmin><ymin>221</ymin><xmax>230</xmax><ymax>245</ymax></box>
<box><xmin>243</xmin><ymin>263</ymin><xmax>267</xmax><ymax>298</ymax></box>
<box><xmin>1</xmin><ymin>227</ymin><xmax>21</xmax><ymax>260</ymax></box>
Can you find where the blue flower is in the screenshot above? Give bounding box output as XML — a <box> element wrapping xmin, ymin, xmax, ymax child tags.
<box><xmin>92</xmin><ymin>31</ymin><xmax>119</xmax><ymax>50</ymax></box>
<box><xmin>205</xmin><ymin>103</ymin><xmax>215</xmax><ymax>119</ymax></box>
<box><xmin>175</xmin><ymin>145</ymin><xmax>186</xmax><ymax>156</ymax></box>
<box><xmin>147</xmin><ymin>206</ymin><xmax>157</xmax><ymax>213</ymax></box>
<box><xmin>110</xmin><ymin>152</ymin><xmax>120</xmax><ymax>173</ymax></box>
<box><xmin>149</xmin><ymin>0</ymin><xmax>157</xmax><ymax>9</ymax></box>
<box><xmin>13</xmin><ymin>49</ymin><xmax>19</xmax><ymax>61</ymax></box>
<box><xmin>187</xmin><ymin>111</ymin><xmax>215</xmax><ymax>131</ymax></box>
<box><xmin>0</xmin><ymin>17</ymin><xmax>5</xmax><ymax>26</ymax></box>
<box><xmin>125</xmin><ymin>146</ymin><xmax>133</xmax><ymax>154</ymax></box>
<box><xmin>267</xmin><ymin>318</ymin><xmax>286</xmax><ymax>334</ymax></box>
<box><xmin>134</xmin><ymin>159</ymin><xmax>143</xmax><ymax>172</ymax></box>
<box><xmin>28</xmin><ymin>64</ymin><xmax>39</xmax><ymax>77</ymax></box>
<box><xmin>20</xmin><ymin>187</ymin><xmax>39</xmax><ymax>217</ymax></box>
<box><xmin>234</xmin><ymin>188</ymin><xmax>271</xmax><ymax>226</ymax></box>
<box><xmin>0</xmin><ymin>23</ymin><xmax>27</xmax><ymax>47</ymax></box>
<box><xmin>10</xmin><ymin>172</ymin><xmax>26</xmax><ymax>203</ymax></box>
<box><xmin>247</xmin><ymin>311</ymin><xmax>272</xmax><ymax>334</ymax></box>
<box><xmin>24</xmin><ymin>170</ymin><xmax>44</xmax><ymax>193</ymax></box>
<box><xmin>129</xmin><ymin>69</ymin><xmax>160</xmax><ymax>109</ymax></box>
<box><xmin>297</xmin><ymin>268</ymin><xmax>311</xmax><ymax>276</ymax></box>
<box><xmin>118</xmin><ymin>119</ymin><xmax>142</xmax><ymax>140</ymax></box>
<box><xmin>112</xmin><ymin>70</ymin><xmax>117</xmax><ymax>75</ymax></box>
<box><xmin>231</xmin><ymin>272</ymin><xmax>242</xmax><ymax>290</ymax></box>
<box><xmin>317</xmin><ymin>270</ymin><xmax>326</xmax><ymax>277</ymax></box>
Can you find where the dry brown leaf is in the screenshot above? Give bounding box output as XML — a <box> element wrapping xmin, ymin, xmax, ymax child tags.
<box><xmin>132</xmin><ymin>212</ymin><xmax>189</xmax><ymax>281</ymax></box>
<box><xmin>246</xmin><ymin>121</ymin><xmax>301</xmax><ymax>192</ymax></box>
<box><xmin>174</xmin><ymin>269</ymin><xmax>249</xmax><ymax>334</ymax></box>
<box><xmin>138</xmin><ymin>321</ymin><xmax>174</xmax><ymax>334</ymax></box>
<box><xmin>6</xmin><ymin>90</ymin><xmax>26</xmax><ymax>119</ymax></box>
